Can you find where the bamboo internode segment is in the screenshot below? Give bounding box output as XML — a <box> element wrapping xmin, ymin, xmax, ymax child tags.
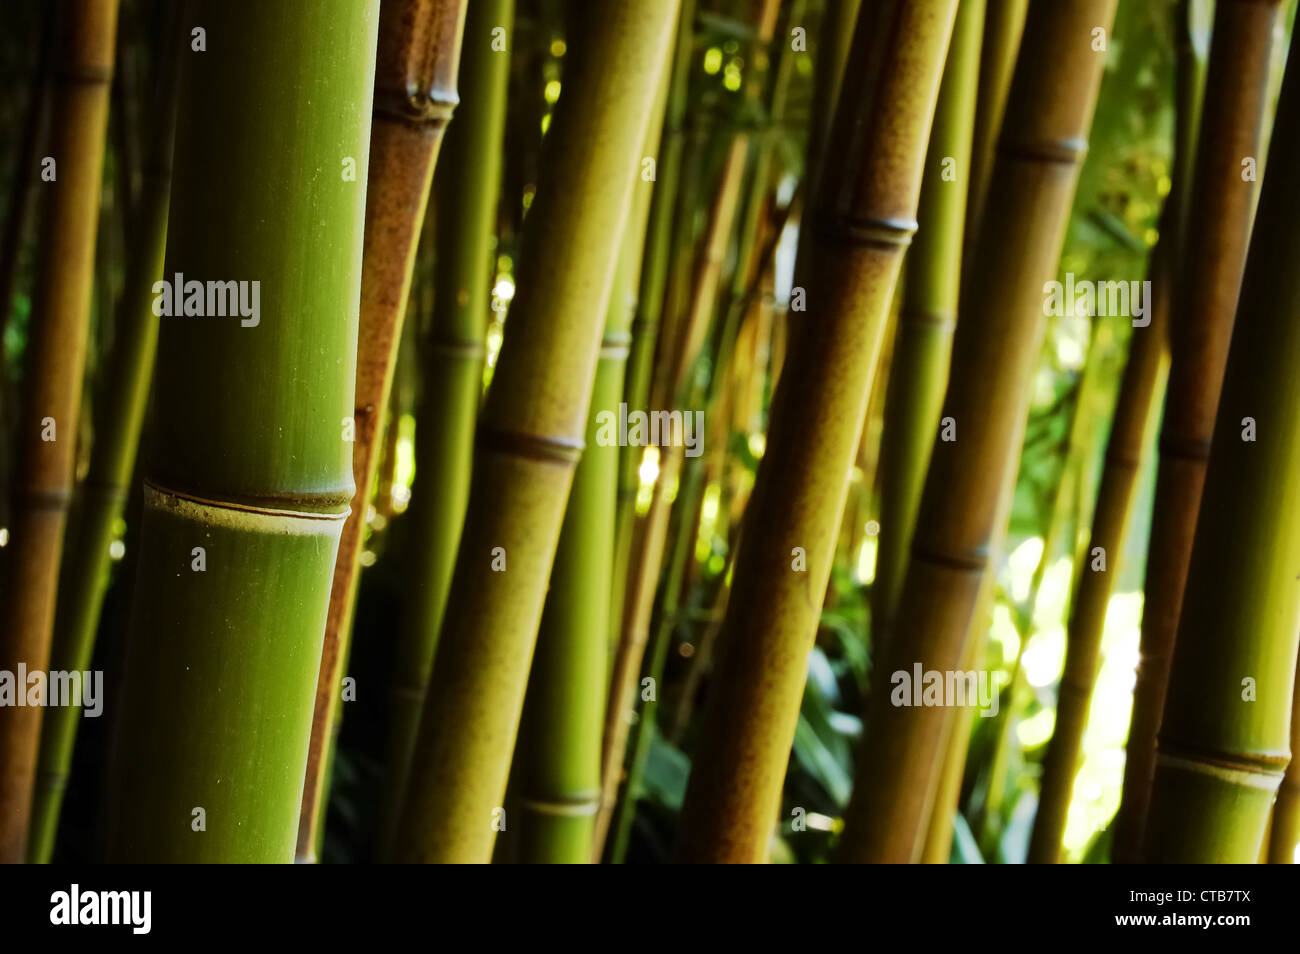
<box><xmin>0</xmin><ymin>0</ymin><xmax>118</xmax><ymax>865</ymax></box>
<box><xmin>873</xmin><ymin>0</ymin><xmax>984</xmax><ymax>668</ymax></box>
<box><xmin>298</xmin><ymin>0</ymin><xmax>468</xmax><ymax>865</ymax></box>
<box><xmin>1112</xmin><ymin>0</ymin><xmax>1282</xmax><ymax>863</ymax></box>
<box><xmin>836</xmin><ymin>0</ymin><xmax>1117</xmax><ymax>864</ymax></box>
<box><xmin>674</xmin><ymin>0</ymin><xmax>959</xmax><ymax>865</ymax></box>
<box><xmin>393</xmin><ymin>0</ymin><xmax>680</xmax><ymax>864</ymax></box>
<box><xmin>105</xmin><ymin>0</ymin><xmax>379</xmax><ymax>862</ymax></box>
<box><xmin>1143</xmin><ymin>17</ymin><xmax>1300</xmax><ymax>861</ymax></box>
<box><xmin>871</xmin><ymin>0</ymin><xmax>986</xmax><ymax>862</ymax></box>
<box><xmin>381</xmin><ymin>0</ymin><xmax>514</xmax><ymax>857</ymax></box>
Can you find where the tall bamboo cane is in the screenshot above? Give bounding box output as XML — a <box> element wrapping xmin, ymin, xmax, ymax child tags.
<box><xmin>513</xmin><ymin>59</ymin><xmax>670</xmax><ymax>864</ymax></box>
<box><xmin>835</xmin><ymin>0</ymin><xmax>1117</xmax><ymax>864</ymax></box>
<box><xmin>962</xmin><ymin>0</ymin><xmax>1026</xmax><ymax>265</ymax></box>
<box><xmin>0</xmin><ymin>0</ymin><xmax>118</xmax><ymax>864</ymax></box>
<box><xmin>26</xmin><ymin>16</ymin><xmax>180</xmax><ymax>864</ymax></box>
<box><xmin>674</xmin><ymin>0</ymin><xmax>959</xmax><ymax>865</ymax></box>
<box><xmin>296</xmin><ymin>0</ymin><xmax>468</xmax><ymax>865</ymax></box>
<box><xmin>378</xmin><ymin>0</ymin><xmax>514</xmax><ymax>856</ymax></box>
<box><xmin>1031</xmin><ymin>4</ymin><xmax>1209</xmax><ymax>867</ymax></box>
<box><xmin>1112</xmin><ymin>0</ymin><xmax>1280</xmax><ymax>863</ymax></box>
<box><xmin>1142</xmin><ymin>34</ymin><xmax>1300</xmax><ymax>860</ymax></box>
<box><xmin>872</xmin><ymin>0</ymin><xmax>984</xmax><ymax>661</ymax></box>
<box><xmin>392</xmin><ymin>0</ymin><xmax>679</xmax><ymax>864</ymax></box>
<box><xmin>104</xmin><ymin>0</ymin><xmax>380</xmax><ymax>862</ymax></box>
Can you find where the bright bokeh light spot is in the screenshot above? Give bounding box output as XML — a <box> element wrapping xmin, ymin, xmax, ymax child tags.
<box><xmin>1017</xmin><ymin>708</ymin><xmax>1055</xmax><ymax>748</ymax></box>
<box><xmin>0</xmin><ymin>527</ymin><xmax>7</xmax><ymax>547</ymax></box>
<box><xmin>1022</xmin><ymin>623</ymin><xmax>1065</xmax><ymax>688</ymax></box>
<box><xmin>549</xmin><ymin>38</ymin><xmax>566</xmax><ymax>57</ymax></box>
<box><xmin>543</xmin><ymin>79</ymin><xmax>561</xmax><ymax>104</ymax></box>
<box><xmin>392</xmin><ymin>413</ymin><xmax>416</xmax><ymax>513</ymax></box>
<box><xmin>703</xmin><ymin>47</ymin><xmax>723</xmax><ymax>74</ymax></box>
<box><xmin>492</xmin><ymin>276</ymin><xmax>515</xmax><ymax>305</ymax></box>
<box><xmin>1006</xmin><ymin>537</ymin><xmax>1044</xmax><ymax>603</ymax></box>
<box><xmin>540</xmin><ymin>113</ymin><xmax>551</xmax><ymax>135</ymax></box>
<box><xmin>359</xmin><ymin>550</ymin><xmax>377</xmax><ymax>568</ymax></box>
<box><xmin>109</xmin><ymin>540</ymin><xmax>126</xmax><ymax>561</ymax></box>
<box><xmin>856</xmin><ymin>535</ymin><xmax>877</xmax><ymax>584</ymax></box>
<box><xmin>723</xmin><ymin>63</ymin><xmax>742</xmax><ymax>92</ymax></box>
<box><xmin>695</xmin><ymin>482</ymin><xmax>721</xmax><ymax>562</ymax></box>
<box><xmin>748</xmin><ymin>432</ymin><xmax>766</xmax><ymax>459</ymax></box>
<box><xmin>989</xmin><ymin>603</ymin><xmax>1021</xmax><ymax>663</ymax></box>
<box><xmin>636</xmin><ymin>447</ymin><xmax>660</xmax><ymax>515</ymax></box>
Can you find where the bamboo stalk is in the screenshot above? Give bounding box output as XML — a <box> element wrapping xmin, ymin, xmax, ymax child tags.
<box><xmin>1142</xmin><ymin>29</ymin><xmax>1300</xmax><ymax>860</ymax></box>
<box><xmin>595</xmin><ymin>135</ymin><xmax>748</xmax><ymax>855</ymax></box>
<box><xmin>675</xmin><ymin>0</ymin><xmax>959</xmax><ymax>864</ymax></box>
<box><xmin>1113</xmin><ymin>0</ymin><xmax>1280</xmax><ymax>862</ymax></box>
<box><xmin>26</xmin><ymin>14</ymin><xmax>181</xmax><ymax>864</ymax></box>
<box><xmin>392</xmin><ymin>0</ymin><xmax>679</xmax><ymax>864</ymax></box>
<box><xmin>513</xmin><ymin>54</ymin><xmax>669</xmax><ymax>864</ymax></box>
<box><xmin>962</xmin><ymin>0</ymin><xmax>1027</xmax><ymax>265</ymax></box>
<box><xmin>609</xmin><ymin>0</ymin><xmax>697</xmax><ymax>665</ymax></box>
<box><xmin>0</xmin><ymin>0</ymin><xmax>118</xmax><ymax>864</ymax></box>
<box><xmin>104</xmin><ymin>0</ymin><xmax>380</xmax><ymax>862</ymax></box>
<box><xmin>872</xmin><ymin>0</ymin><xmax>984</xmax><ymax>661</ymax></box>
<box><xmin>835</xmin><ymin>0</ymin><xmax>1116</xmax><ymax>864</ymax></box>
<box><xmin>297</xmin><ymin>0</ymin><xmax>468</xmax><ymax>865</ymax></box>
<box><xmin>378</xmin><ymin>0</ymin><xmax>514</xmax><ymax>856</ymax></box>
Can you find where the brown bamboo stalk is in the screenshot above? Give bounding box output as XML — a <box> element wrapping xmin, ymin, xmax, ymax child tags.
<box><xmin>0</xmin><ymin>0</ymin><xmax>118</xmax><ymax>864</ymax></box>
<box><xmin>296</xmin><ymin>0</ymin><xmax>468</xmax><ymax>863</ymax></box>
<box><xmin>834</xmin><ymin>0</ymin><xmax>1117</xmax><ymax>864</ymax></box>
<box><xmin>674</xmin><ymin>0</ymin><xmax>959</xmax><ymax>864</ymax></box>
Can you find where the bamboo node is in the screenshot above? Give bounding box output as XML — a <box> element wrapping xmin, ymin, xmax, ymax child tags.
<box><xmin>477</xmin><ymin>424</ymin><xmax>584</xmax><ymax>465</ymax></box>
<box><xmin>815</xmin><ymin>212</ymin><xmax>917</xmax><ymax>250</ymax></box>
<box><xmin>143</xmin><ymin>483</ymin><xmax>350</xmax><ymax>535</ymax></box>
<box><xmin>999</xmin><ymin>135</ymin><xmax>1090</xmax><ymax>166</ymax></box>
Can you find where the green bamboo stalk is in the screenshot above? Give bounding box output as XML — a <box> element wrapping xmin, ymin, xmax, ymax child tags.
<box><xmin>1269</xmin><ymin>655</ymin><xmax>1300</xmax><ymax>863</ymax></box>
<box><xmin>103</xmin><ymin>0</ymin><xmax>380</xmax><ymax>862</ymax></box>
<box><xmin>872</xmin><ymin>0</ymin><xmax>984</xmax><ymax>662</ymax></box>
<box><xmin>675</xmin><ymin>0</ymin><xmax>958</xmax><ymax>864</ymax></box>
<box><xmin>835</xmin><ymin>0</ymin><xmax>1117</xmax><ymax>864</ymax></box>
<box><xmin>609</xmin><ymin>0</ymin><xmax>696</xmax><ymax>661</ymax></box>
<box><xmin>26</xmin><ymin>15</ymin><xmax>181</xmax><ymax>864</ymax></box>
<box><xmin>297</xmin><ymin>0</ymin><xmax>468</xmax><ymax>865</ymax></box>
<box><xmin>378</xmin><ymin>0</ymin><xmax>514</xmax><ymax>858</ymax></box>
<box><xmin>392</xmin><ymin>0</ymin><xmax>679</xmax><ymax>864</ymax></box>
<box><xmin>1113</xmin><ymin>0</ymin><xmax>1279</xmax><ymax>863</ymax></box>
<box><xmin>962</xmin><ymin>0</ymin><xmax>1026</xmax><ymax>267</ymax></box>
<box><xmin>1142</xmin><ymin>31</ymin><xmax>1300</xmax><ymax>860</ymax></box>
<box><xmin>512</xmin><ymin>52</ymin><xmax>670</xmax><ymax>864</ymax></box>
<box><xmin>0</xmin><ymin>0</ymin><xmax>118</xmax><ymax>864</ymax></box>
